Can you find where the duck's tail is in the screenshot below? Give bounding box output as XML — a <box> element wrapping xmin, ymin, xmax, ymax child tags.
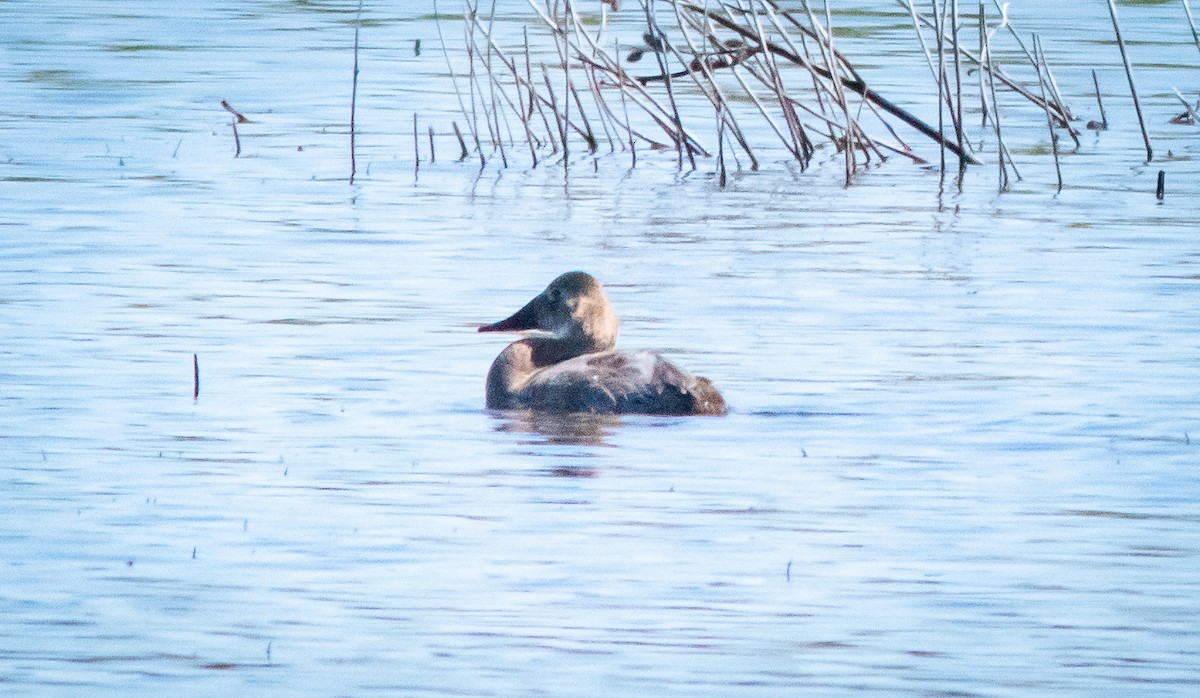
<box><xmin>688</xmin><ymin>377</ymin><xmax>728</xmax><ymax>416</ymax></box>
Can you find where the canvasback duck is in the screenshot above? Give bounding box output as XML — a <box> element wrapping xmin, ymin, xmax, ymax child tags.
<box><xmin>478</xmin><ymin>271</ymin><xmax>727</xmax><ymax>416</ymax></box>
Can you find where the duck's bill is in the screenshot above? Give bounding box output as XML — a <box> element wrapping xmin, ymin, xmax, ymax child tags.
<box><xmin>478</xmin><ymin>296</ymin><xmax>541</xmax><ymax>333</ymax></box>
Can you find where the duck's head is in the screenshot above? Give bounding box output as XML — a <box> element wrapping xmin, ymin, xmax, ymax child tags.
<box><xmin>478</xmin><ymin>271</ymin><xmax>618</xmax><ymax>352</ymax></box>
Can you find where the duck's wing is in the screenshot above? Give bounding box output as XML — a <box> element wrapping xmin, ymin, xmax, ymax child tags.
<box><xmin>522</xmin><ymin>351</ymin><xmax>726</xmax><ymax>416</ymax></box>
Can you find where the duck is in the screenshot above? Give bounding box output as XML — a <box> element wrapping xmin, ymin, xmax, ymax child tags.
<box><xmin>477</xmin><ymin>271</ymin><xmax>727</xmax><ymax>416</ymax></box>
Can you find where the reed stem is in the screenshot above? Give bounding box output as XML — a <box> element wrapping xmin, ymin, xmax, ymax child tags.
<box><xmin>1184</xmin><ymin>0</ymin><xmax>1200</xmax><ymax>57</ymax></box>
<box><xmin>350</xmin><ymin>1</ymin><xmax>361</xmax><ymax>183</ymax></box>
<box><xmin>1105</xmin><ymin>0</ymin><xmax>1153</xmax><ymax>161</ymax></box>
<box><xmin>1034</xmin><ymin>36</ymin><xmax>1062</xmax><ymax>191</ymax></box>
<box><xmin>1092</xmin><ymin>69</ymin><xmax>1108</xmax><ymax>130</ymax></box>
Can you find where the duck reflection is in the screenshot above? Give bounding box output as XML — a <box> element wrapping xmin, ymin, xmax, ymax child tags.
<box><xmin>493</xmin><ymin>409</ymin><xmax>621</xmax><ymax>447</ymax></box>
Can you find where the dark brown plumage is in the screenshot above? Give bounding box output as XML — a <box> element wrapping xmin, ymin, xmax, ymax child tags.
<box><xmin>478</xmin><ymin>272</ymin><xmax>727</xmax><ymax>416</ymax></box>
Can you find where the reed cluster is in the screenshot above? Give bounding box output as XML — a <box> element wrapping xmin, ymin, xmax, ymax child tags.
<box><xmin>409</xmin><ymin>0</ymin><xmax>1187</xmax><ymax>189</ymax></box>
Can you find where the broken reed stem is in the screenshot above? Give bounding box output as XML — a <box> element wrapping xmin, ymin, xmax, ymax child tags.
<box><xmin>933</xmin><ymin>0</ymin><xmax>947</xmax><ymax>176</ymax></box>
<box><xmin>981</xmin><ymin>14</ymin><xmax>1008</xmax><ymax>191</ymax></box>
<box><xmin>475</xmin><ymin>35</ymin><xmax>502</xmax><ymax>162</ymax></box>
<box><xmin>527</xmin><ymin>27</ymin><xmax>557</xmax><ymax>154</ymax></box>
<box><xmin>413</xmin><ymin>113</ymin><xmax>420</xmax><ymax>177</ymax></box>
<box><xmin>822</xmin><ymin>1</ymin><xmax>856</xmax><ymax>181</ymax></box>
<box><xmin>988</xmin><ymin>0</ymin><xmax>1076</xmax><ymax>134</ymax></box>
<box><xmin>463</xmin><ymin>0</ymin><xmax>489</xmax><ymax>168</ymax></box>
<box><xmin>350</xmin><ymin>1</ymin><xmax>361</xmax><ymax>183</ymax></box>
<box><xmin>231</xmin><ymin>115</ymin><xmax>241</xmax><ymax>158</ymax></box>
<box><xmin>449</xmin><ymin>0</ymin><xmax>1116</xmax><ymax>179</ymax></box>
<box><xmin>1034</xmin><ymin>36</ymin><xmax>1062</xmax><ymax>191</ymax></box>
<box><xmin>905</xmin><ymin>0</ymin><xmax>939</xmax><ymax>82</ymax></box>
<box><xmin>776</xmin><ymin>1</ymin><xmax>822</xmax><ymax>166</ymax></box>
<box><xmin>977</xmin><ymin>2</ymin><xmax>989</xmax><ymax>127</ymax></box>
<box><xmin>193</xmin><ymin>354</ymin><xmax>200</xmax><ymax>399</ymax></box>
<box><xmin>470</xmin><ymin>9</ymin><xmax>617</xmax><ymax>159</ymax></box>
<box><xmin>1105</xmin><ymin>0</ymin><xmax>1153</xmax><ymax>161</ymax></box>
<box><xmin>221</xmin><ymin>100</ymin><xmax>249</xmax><ymax>123</ymax></box>
<box><xmin>429</xmin><ymin>124</ymin><xmax>437</xmax><ymax>163</ymax></box>
<box><xmin>434</xmin><ymin>0</ymin><xmax>477</xmax><ymax>160</ymax></box>
<box><xmin>1184</xmin><ymin>0</ymin><xmax>1200</xmax><ymax>58</ymax></box>
<box><xmin>483</xmin><ymin>0</ymin><xmax>508</xmax><ymax>169</ymax></box>
<box><xmin>759</xmin><ymin>3</ymin><xmax>830</xmax><ymax>163</ymax></box>
<box><xmin>1156</xmin><ymin>169</ymin><xmax>1165</xmax><ymax>201</ymax></box>
<box><xmin>560</xmin><ymin>2</ymin><xmax>571</xmax><ymax>172</ymax></box>
<box><xmin>905</xmin><ymin>1</ymin><xmax>1072</xmax><ymax>126</ymax></box>
<box><xmin>685</xmin><ymin>2</ymin><xmax>980</xmax><ymax>165</ymax></box>
<box><xmin>617</xmin><ymin>39</ymin><xmax>637</xmax><ymax>167</ymax></box>
<box><xmin>951</xmin><ymin>0</ymin><xmax>966</xmax><ymax>174</ymax></box>
<box><xmin>452</xmin><ymin>120</ymin><xmax>469</xmax><ymax>160</ymax></box>
<box><xmin>717</xmin><ymin>102</ymin><xmax>728</xmax><ymax>186</ymax></box>
<box><xmin>567</xmin><ymin>79</ymin><xmax>599</xmax><ymax>152</ymax></box>
<box><xmin>1028</xmin><ymin>47</ymin><xmax>1080</xmax><ymax>148</ymax></box>
<box><xmin>671</xmin><ymin>4</ymin><xmax>764</xmax><ymax>166</ymax></box>
<box><xmin>644</xmin><ymin>0</ymin><xmax>691</xmax><ymax>170</ymax></box>
<box><xmin>464</xmin><ymin>0</ymin><xmax>481</xmax><ymax>157</ymax></box>
<box><xmin>540</xmin><ymin>64</ymin><xmax>567</xmax><ymax>157</ymax></box>
<box><xmin>569</xmin><ymin>11</ymin><xmax>624</xmax><ymax>154</ymax></box>
<box><xmin>1171</xmin><ymin>87</ymin><xmax>1200</xmax><ymax>125</ymax></box>
<box><xmin>667</xmin><ymin>1</ymin><xmax>760</xmax><ymax>165</ymax></box>
<box><xmin>580</xmin><ymin>59</ymin><xmax>617</xmax><ymax>154</ymax></box>
<box><xmin>1092</xmin><ymin>69</ymin><xmax>1108</xmax><ymax>129</ymax></box>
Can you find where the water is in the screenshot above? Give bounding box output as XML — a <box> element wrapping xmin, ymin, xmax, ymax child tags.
<box><xmin>2</xmin><ymin>1</ymin><xmax>1199</xmax><ymax>695</ymax></box>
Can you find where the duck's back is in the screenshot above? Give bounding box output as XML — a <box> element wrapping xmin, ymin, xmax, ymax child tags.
<box><xmin>521</xmin><ymin>350</ymin><xmax>727</xmax><ymax>416</ymax></box>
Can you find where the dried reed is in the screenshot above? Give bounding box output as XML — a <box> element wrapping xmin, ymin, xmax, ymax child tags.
<box><xmin>1090</xmin><ymin>70</ymin><xmax>1108</xmax><ymax>130</ymax></box>
<box><xmin>1105</xmin><ymin>0</ymin><xmax>1153</xmax><ymax>161</ymax></box>
<box><xmin>1185</xmin><ymin>0</ymin><xmax>1200</xmax><ymax>57</ymax></box>
<box><xmin>434</xmin><ymin>0</ymin><xmax>1138</xmax><ymax>184</ymax></box>
<box><xmin>413</xmin><ymin>113</ymin><xmax>421</xmax><ymax>177</ymax></box>
<box><xmin>1033</xmin><ymin>36</ymin><xmax>1062</xmax><ymax>191</ymax></box>
<box><xmin>350</xmin><ymin>1</ymin><xmax>362</xmax><ymax>183</ymax></box>
<box><xmin>350</xmin><ymin>0</ymin><xmax>362</xmax><ymax>184</ymax></box>
<box><xmin>1171</xmin><ymin>88</ymin><xmax>1200</xmax><ymax>125</ymax></box>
